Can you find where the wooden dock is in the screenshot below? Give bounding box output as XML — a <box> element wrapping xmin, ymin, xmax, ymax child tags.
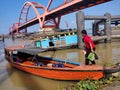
<box><xmin>111</xmin><ymin>35</ymin><xmax>120</xmax><ymax>39</ymax></box>
<box><xmin>91</xmin><ymin>36</ymin><xmax>107</xmax><ymax>41</ymax></box>
<box><xmin>76</xmin><ymin>11</ymin><xmax>120</xmax><ymax>48</ymax></box>
<box><xmin>91</xmin><ymin>34</ymin><xmax>120</xmax><ymax>41</ymax></box>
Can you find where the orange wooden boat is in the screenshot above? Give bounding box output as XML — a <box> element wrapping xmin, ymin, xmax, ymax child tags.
<box><xmin>4</xmin><ymin>46</ymin><xmax>119</xmax><ymax>81</ymax></box>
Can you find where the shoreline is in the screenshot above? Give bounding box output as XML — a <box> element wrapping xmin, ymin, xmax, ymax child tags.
<box><xmin>103</xmin><ymin>73</ymin><xmax>120</xmax><ymax>90</ymax></box>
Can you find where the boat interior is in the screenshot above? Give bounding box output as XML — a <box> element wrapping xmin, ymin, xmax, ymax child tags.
<box><xmin>5</xmin><ymin>48</ymin><xmax>80</xmax><ymax>69</ymax></box>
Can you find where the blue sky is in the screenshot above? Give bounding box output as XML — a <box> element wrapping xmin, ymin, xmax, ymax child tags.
<box><xmin>0</xmin><ymin>0</ymin><xmax>120</xmax><ymax>35</ymax></box>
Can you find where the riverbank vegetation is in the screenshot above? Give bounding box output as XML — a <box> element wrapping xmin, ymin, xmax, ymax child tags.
<box><xmin>59</xmin><ymin>62</ymin><xmax>120</xmax><ymax>90</ymax></box>
<box><xmin>59</xmin><ymin>75</ymin><xmax>120</xmax><ymax>90</ymax></box>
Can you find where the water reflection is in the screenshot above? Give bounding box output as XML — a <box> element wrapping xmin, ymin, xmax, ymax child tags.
<box><xmin>96</xmin><ymin>42</ymin><xmax>120</xmax><ymax>65</ymax></box>
<box><xmin>39</xmin><ymin>49</ymin><xmax>84</xmax><ymax>63</ymax></box>
<box><xmin>0</xmin><ymin>60</ymin><xmax>74</xmax><ymax>90</ymax></box>
<box><xmin>0</xmin><ymin>39</ymin><xmax>120</xmax><ymax>90</ymax></box>
<box><xmin>0</xmin><ymin>61</ymin><xmax>9</xmax><ymax>84</ymax></box>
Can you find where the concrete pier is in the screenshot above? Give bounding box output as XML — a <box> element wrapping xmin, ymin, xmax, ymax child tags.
<box><xmin>104</xmin><ymin>13</ymin><xmax>111</xmax><ymax>42</ymax></box>
<box><xmin>76</xmin><ymin>11</ymin><xmax>84</xmax><ymax>49</ymax></box>
<box><xmin>76</xmin><ymin>11</ymin><xmax>120</xmax><ymax>48</ymax></box>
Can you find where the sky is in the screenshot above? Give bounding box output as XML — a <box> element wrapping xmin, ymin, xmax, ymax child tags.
<box><xmin>0</xmin><ymin>0</ymin><xmax>120</xmax><ymax>35</ymax></box>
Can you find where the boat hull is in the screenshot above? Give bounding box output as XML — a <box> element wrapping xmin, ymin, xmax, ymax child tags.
<box><xmin>5</xmin><ymin>45</ymin><xmax>104</xmax><ymax>81</ymax></box>
<box><xmin>11</xmin><ymin>62</ymin><xmax>104</xmax><ymax>80</ymax></box>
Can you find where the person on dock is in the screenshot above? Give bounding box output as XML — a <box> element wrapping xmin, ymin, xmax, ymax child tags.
<box><xmin>81</xmin><ymin>30</ymin><xmax>96</xmax><ymax>65</ymax></box>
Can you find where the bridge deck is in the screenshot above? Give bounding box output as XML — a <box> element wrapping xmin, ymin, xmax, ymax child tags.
<box><xmin>10</xmin><ymin>0</ymin><xmax>111</xmax><ymax>34</ymax></box>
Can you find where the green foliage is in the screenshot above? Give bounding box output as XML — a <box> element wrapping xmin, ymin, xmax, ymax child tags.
<box><xmin>103</xmin><ymin>62</ymin><xmax>115</xmax><ymax>67</ymax></box>
<box><xmin>73</xmin><ymin>79</ymin><xmax>99</xmax><ymax>90</ymax></box>
<box><xmin>60</xmin><ymin>76</ymin><xmax>114</xmax><ymax>90</ymax></box>
<box><xmin>99</xmin><ymin>76</ymin><xmax>114</xmax><ymax>88</ymax></box>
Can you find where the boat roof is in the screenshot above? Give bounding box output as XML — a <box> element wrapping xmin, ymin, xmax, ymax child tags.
<box><xmin>17</xmin><ymin>47</ymin><xmax>47</xmax><ymax>55</ymax></box>
<box><xmin>17</xmin><ymin>43</ymin><xmax>77</xmax><ymax>55</ymax></box>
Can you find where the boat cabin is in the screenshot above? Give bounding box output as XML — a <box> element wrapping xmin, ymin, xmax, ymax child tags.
<box><xmin>35</xmin><ymin>31</ymin><xmax>78</xmax><ymax>48</ymax></box>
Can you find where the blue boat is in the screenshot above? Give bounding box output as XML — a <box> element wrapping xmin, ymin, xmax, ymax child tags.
<box><xmin>35</xmin><ymin>31</ymin><xmax>78</xmax><ymax>48</ymax></box>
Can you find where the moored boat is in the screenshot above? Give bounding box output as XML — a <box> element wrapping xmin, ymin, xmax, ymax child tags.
<box><xmin>4</xmin><ymin>46</ymin><xmax>120</xmax><ymax>81</ymax></box>
<box><xmin>35</xmin><ymin>30</ymin><xmax>78</xmax><ymax>49</ymax></box>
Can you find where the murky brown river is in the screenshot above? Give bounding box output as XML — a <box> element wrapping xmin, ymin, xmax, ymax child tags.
<box><xmin>0</xmin><ymin>38</ymin><xmax>120</xmax><ymax>90</ymax></box>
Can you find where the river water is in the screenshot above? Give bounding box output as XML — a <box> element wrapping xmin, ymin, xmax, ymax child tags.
<box><xmin>0</xmin><ymin>38</ymin><xmax>120</xmax><ymax>90</ymax></box>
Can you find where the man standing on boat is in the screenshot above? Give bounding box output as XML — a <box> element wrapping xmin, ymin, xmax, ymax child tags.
<box><xmin>81</xmin><ymin>30</ymin><xmax>96</xmax><ymax>65</ymax></box>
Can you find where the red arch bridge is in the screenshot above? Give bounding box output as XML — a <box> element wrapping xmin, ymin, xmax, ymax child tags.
<box><xmin>9</xmin><ymin>0</ymin><xmax>111</xmax><ymax>35</ymax></box>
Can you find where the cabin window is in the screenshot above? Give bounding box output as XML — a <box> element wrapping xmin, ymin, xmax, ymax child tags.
<box><xmin>49</xmin><ymin>37</ymin><xmax>54</xmax><ymax>46</ymax></box>
<box><xmin>61</xmin><ymin>34</ymin><xmax>65</xmax><ymax>36</ymax></box>
<box><xmin>49</xmin><ymin>42</ymin><xmax>54</xmax><ymax>46</ymax></box>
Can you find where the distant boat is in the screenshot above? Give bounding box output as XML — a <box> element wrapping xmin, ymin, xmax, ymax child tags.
<box><xmin>4</xmin><ymin>46</ymin><xmax>120</xmax><ymax>80</ymax></box>
<box><xmin>35</xmin><ymin>30</ymin><xmax>78</xmax><ymax>49</ymax></box>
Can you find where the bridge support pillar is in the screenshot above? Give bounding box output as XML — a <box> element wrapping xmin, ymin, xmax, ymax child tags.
<box><xmin>76</xmin><ymin>11</ymin><xmax>84</xmax><ymax>49</ymax></box>
<box><xmin>92</xmin><ymin>21</ymin><xmax>99</xmax><ymax>36</ymax></box>
<box><xmin>104</xmin><ymin>13</ymin><xmax>111</xmax><ymax>42</ymax></box>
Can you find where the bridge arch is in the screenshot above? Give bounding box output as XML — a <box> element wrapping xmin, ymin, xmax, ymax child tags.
<box><xmin>9</xmin><ymin>0</ymin><xmax>111</xmax><ymax>34</ymax></box>
<box><xmin>18</xmin><ymin>1</ymin><xmax>47</xmax><ymax>32</ymax></box>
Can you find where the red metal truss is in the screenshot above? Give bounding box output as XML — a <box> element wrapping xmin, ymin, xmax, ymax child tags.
<box><xmin>9</xmin><ymin>0</ymin><xmax>111</xmax><ymax>34</ymax></box>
